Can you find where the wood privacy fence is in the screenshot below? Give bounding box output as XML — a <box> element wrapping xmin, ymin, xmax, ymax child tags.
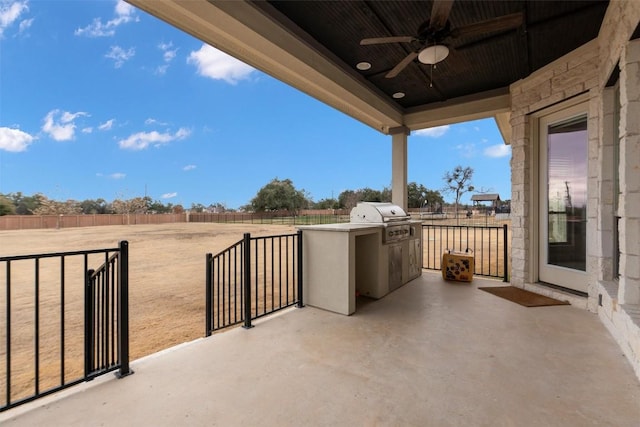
<box><xmin>0</xmin><ymin>211</ymin><xmax>352</xmax><ymax>231</ymax></box>
<box><xmin>0</xmin><ymin>214</ymin><xmax>187</xmax><ymax>231</ymax></box>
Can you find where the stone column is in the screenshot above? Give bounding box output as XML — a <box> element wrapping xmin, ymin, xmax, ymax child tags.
<box><xmin>594</xmin><ymin>87</ymin><xmax>616</xmax><ymax>285</ymax></box>
<box><xmin>618</xmin><ymin>39</ymin><xmax>640</xmax><ymax>304</ymax></box>
<box><xmin>509</xmin><ymin>113</ymin><xmax>531</xmax><ymax>287</ymax></box>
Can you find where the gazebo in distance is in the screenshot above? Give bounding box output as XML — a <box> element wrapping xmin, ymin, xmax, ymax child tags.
<box><xmin>471</xmin><ymin>193</ymin><xmax>502</xmax><ymax>214</ymax></box>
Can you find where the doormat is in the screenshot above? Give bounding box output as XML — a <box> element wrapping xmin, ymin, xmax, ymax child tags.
<box><xmin>478</xmin><ymin>286</ymin><xmax>570</xmax><ymax>307</ymax></box>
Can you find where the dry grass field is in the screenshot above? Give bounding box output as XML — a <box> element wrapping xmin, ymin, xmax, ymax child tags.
<box><xmin>0</xmin><ymin>223</ymin><xmax>296</xmax><ymax>403</ymax></box>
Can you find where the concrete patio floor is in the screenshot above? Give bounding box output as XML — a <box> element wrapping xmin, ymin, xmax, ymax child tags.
<box><xmin>2</xmin><ymin>272</ymin><xmax>640</xmax><ymax>426</ymax></box>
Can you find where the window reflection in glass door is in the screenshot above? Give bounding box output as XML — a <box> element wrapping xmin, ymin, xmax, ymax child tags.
<box><xmin>546</xmin><ymin>115</ymin><xmax>587</xmax><ymax>271</ymax></box>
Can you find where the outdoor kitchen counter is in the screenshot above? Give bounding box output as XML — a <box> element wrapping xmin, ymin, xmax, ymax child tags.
<box><xmin>298</xmin><ymin>223</ymin><xmax>384</xmax><ymax>232</ymax></box>
<box><xmin>298</xmin><ymin>224</ymin><xmax>385</xmax><ymax>315</ymax></box>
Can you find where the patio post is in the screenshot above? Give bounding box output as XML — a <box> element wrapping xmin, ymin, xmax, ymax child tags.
<box><xmin>116</xmin><ymin>240</ymin><xmax>133</xmax><ymax>378</ymax></box>
<box><xmin>503</xmin><ymin>224</ymin><xmax>509</xmax><ymax>282</ymax></box>
<box><xmin>243</xmin><ymin>233</ymin><xmax>253</xmax><ymax>329</ymax></box>
<box><xmin>297</xmin><ymin>230</ymin><xmax>304</xmax><ymax>308</ymax></box>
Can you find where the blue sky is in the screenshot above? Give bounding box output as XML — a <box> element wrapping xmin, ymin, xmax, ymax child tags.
<box><xmin>0</xmin><ymin>0</ymin><xmax>511</xmax><ymax>209</ymax></box>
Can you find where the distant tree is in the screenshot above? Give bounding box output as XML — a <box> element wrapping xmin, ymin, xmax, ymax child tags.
<box><xmin>250</xmin><ymin>178</ymin><xmax>308</xmax><ymax>213</ymax></box>
<box><xmin>0</xmin><ymin>195</ymin><xmax>15</xmax><ymax>215</ymax></box>
<box><xmin>380</xmin><ymin>186</ymin><xmax>392</xmax><ymax>203</ymax></box>
<box><xmin>338</xmin><ymin>190</ymin><xmax>359</xmax><ymax>209</ymax></box>
<box><xmin>338</xmin><ymin>187</ymin><xmax>390</xmax><ymax>209</ymax></box>
<box><xmin>207</xmin><ymin>202</ymin><xmax>229</xmax><ymax>213</ymax></box>
<box><xmin>112</xmin><ymin>197</ymin><xmax>148</xmax><ymax>215</ymax></box>
<box><xmin>172</xmin><ymin>204</ymin><xmax>185</xmax><ymax>214</ymax></box>
<box><xmin>359</xmin><ymin>187</ymin><xmax>384</xmax><ymax>202</ymax></box>
<box><xmin>7</xmin><ymin>192</ymin><xmax>43</xmax><ymax>215</ymax></box>
<box><xmin>442</xmin><ymin>165</ymin><xmax>475</xmax><ymax>223</ymax></box>
<box><xmin>33</xmin><ymin>196</ymin><xmax>81</xmax><ymax>215</ymax></box>
<box><xmin>424</xmin><ymin>190</ymin><xmax>444</xmax><ymax>211</ymax></box>
<box><xmin>190</xmin><ymin>203</ymin><xmax>206</xmax><ymax>213</ymax></box>
<box><xmin>407</xmin><ymin>182</ymin><xmax>444</xmax><ymax>209</ymax></box>
<box><xmin>80</xmin><ymin>198</ymin><xmax>111</xmax><ymax>214</ymax></box>
<box><xmin>147</xmin><ymin>199</ymin><xmax>172</xmax><ymax>213</ymax></box>
<box><xmin>407</xmin><ymin>182</ymin><xmax>425</xmax><ymax>208</ymax></box>
<box><xmin>313</xmin><ymin>198</ymin><xmax>340</xmax><ymax>209</ymax></box>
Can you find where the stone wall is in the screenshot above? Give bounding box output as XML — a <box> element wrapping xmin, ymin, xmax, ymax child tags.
<box><xmin>596</xmin><ymin>1</ymin><xmax>640</xmax><ymax>380</ymax></box>
<box><xmin>509</xmin><ymin>40</ymin><xmax>600</xmax><ymax>310</ymax></box>
<box><xmin>507</xmin><ymin>0</ymin><xmax>640</xmax><ymax>380</ymax></box>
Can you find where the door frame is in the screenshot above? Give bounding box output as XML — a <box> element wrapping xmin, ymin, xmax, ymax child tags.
<box><xmin>531</xmin><ymin>94</ymin><xmax>589</xmax><ymax>292</ymax></box>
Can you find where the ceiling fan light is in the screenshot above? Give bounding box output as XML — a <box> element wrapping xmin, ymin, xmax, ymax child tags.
<box><xmin>418</xmin><ymin>45</ymin><xmax>449</xmax><ymax>65</ymax></box>
<box><xmin>356</xmin><ymin>61</ymin><xmax>372</xmax><ymax>71</ymax></box>
<box><xmin>392</xmin><ymin>92</ymin><xmax>405</xmax><ymax>99</ymax></box>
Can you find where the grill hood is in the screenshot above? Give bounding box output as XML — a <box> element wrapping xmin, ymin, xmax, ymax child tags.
<box><xmin>350</xmin><ymin>202</ymin><xmax>410</xmax><ymax>224</ymax></box>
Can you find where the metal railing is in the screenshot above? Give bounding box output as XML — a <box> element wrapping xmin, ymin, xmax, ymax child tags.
<box><xmin>422</xmin><ymin>224</ymin><xmax>509</xmax><ymax>281</ymax></box>
<box><xmin>1</xmin><ymin>241</ymin><xmax>132</xmax><ymax>412</ymax></box>
<box><xmin>205</xmin><ymin>232</ymin><xmax>303</xmax><ymax>335</ymax></box>
<box><xmin>190</xmin><ymin>212</ymin><xmax>350</xmax><ymax>226</ymax></box>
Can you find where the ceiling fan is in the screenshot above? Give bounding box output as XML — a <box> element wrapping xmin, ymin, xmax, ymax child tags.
<box><xmin>360</xmin><ymin>0</ymin><xmax>523</xmax><ymax>78</ymax></box>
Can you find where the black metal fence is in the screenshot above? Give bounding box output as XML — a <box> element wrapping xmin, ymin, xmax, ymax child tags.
<box><xmin>190</xmin><ymin>211</ymin><xmax>350</xmax><ymax>226</ymax></box>
<box><xmin>422</xmin><ymin>224</ymin><xmax>509</xmax><ymax>281</ymax></box>
<box><xmin>1</xmin><ymin>241</ymin><xmax>132</xmax><ymax>412</ymax></box>
<box><xmin>205</xmin><ymin>232</ymin><xmax>303</xmax><ymax>335</ymax></box>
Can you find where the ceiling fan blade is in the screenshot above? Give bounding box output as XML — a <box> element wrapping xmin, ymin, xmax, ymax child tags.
<box><xmin>360</xmin><ymin>36</ymin><xmax>415</xmax><ymax>46</ymax></box>
<box><xmin>450</xmin><ymin>13</ymin><xmax>523</xmax><ymax>39</ymax></box>
<box><xmin>430</xmin><ymin>0</ymin><xmax>454</xmax><ymax>31</ymax></box>
<box><xmin>385</xmin><ymin>52</ymin><xmax>418</xmax><ymax>78</ymax></box>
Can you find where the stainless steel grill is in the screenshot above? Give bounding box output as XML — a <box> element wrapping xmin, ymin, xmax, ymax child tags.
<box><xmin>350</xmin><ymin>202</ymin><xmax>412</xmax><ymax>244</ymax></box>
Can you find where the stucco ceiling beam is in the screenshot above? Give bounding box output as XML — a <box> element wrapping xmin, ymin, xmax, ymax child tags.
<box><xmin>404</xmin><ymin>88</ymin><xmax>511</xmax><ymax>133</ymax></box>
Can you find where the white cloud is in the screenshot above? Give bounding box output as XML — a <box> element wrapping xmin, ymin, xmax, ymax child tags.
<box><xmin>0</xmin><ymin>0</ymin><xmax>28</xmax><ymax>37</ymax></box>
<box><xmin>0</xmin><ymin>126</ymin><xmax>34</xmax><ymax>152</ymax></box>
<box><xmin>82</xmin><ymin>127</ymin><xmax>93</xmax><ymax>134</ymax></box>
<box><xmin>162</xmin><ymin>192</ymin><xmax>177</xmax><ymax>199</ymax></box>
<box><xmin>483</xmin><ymin>144</ymin><xmax>511</xmax><ymax>158</ymax></box>
<box><xmin>98</xmin><ymin>119</ymin><xmax>115</xmax><ymax>131</ymax></box>
<box><xmin>183</xmin><ymin>164</ymin><xmax>196</xmax><ymax>171</ymax></box>
<box><xmin>413</xmin><ymin>125</ymin><xmax>450</xmax><ymax>138</ymax></box>
<box><xmin>105</xmin><ymin>45</ymin><xmax>135</xmax><ymax>68</ymax></box>
<box><xmin>96</xmin><ymin>172</ymin><xmax>125</xmax><ymax>179</ymax></box>
<box><xmin>42</xmin><ymin>109</ymin><xmax>89</xmax><ymax>141</ymax></box>
<box><xmin>118</xmin><ymin>127</ymin><xmax>191</xmax><ymax>150</ymax></box>
<box><xmin>114</xmin><ymin>0</ymin><xmax>134</xmax><ymax>17</ymax></box>
<box><xmin>187</xmin><ymin>44</ymin><xmax>254</xmax><ymax>84</ymax></box>
<box><xmin>155</xmin><ymin>42</ymin><xmax>178</xmax><ymax>75</ymax></box>
<box><xmin>145</xmin><ymin>118</ymin><xmax>168</xmax><ymax>126</ymax></box>
<box><xmin>18</xmin><ymin>17</ymin><xmax>32</xmax><ymax>33</ymax></box>
<box><xmin>454</xmin><ymin>143</ymin><xmax>477</xmax><ymax>158</ymax></box>
<box><xmin>74</xmin><ymin>0</ymin><xmax>137</xmax><ymax>37</ymax></box>
<box><xmin>160</xmin><ymin>42</ymin><xmax>177</xmax><ymax>62</ymax></box>
<box><xmin>60</xmin><ymin>111</ymin><xmax>87</xmax><ymax>123</ymax></box>
<box><xmin>174</xmin><ymin>128</ymin><xmax>190</xmax><ymax>139</ymax></box>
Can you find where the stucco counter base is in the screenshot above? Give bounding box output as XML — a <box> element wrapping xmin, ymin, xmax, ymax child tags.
<box><xmin>299</xmin><ymin>224</ymin><xmax>383</xmax><ymax>315</ymax></box>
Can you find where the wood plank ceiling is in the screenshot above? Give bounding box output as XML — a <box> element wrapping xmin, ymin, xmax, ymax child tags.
<box><xmin>260</xmin><ymin>0</ymin><xmax>609</xmax><ymax>110</ymax></box>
